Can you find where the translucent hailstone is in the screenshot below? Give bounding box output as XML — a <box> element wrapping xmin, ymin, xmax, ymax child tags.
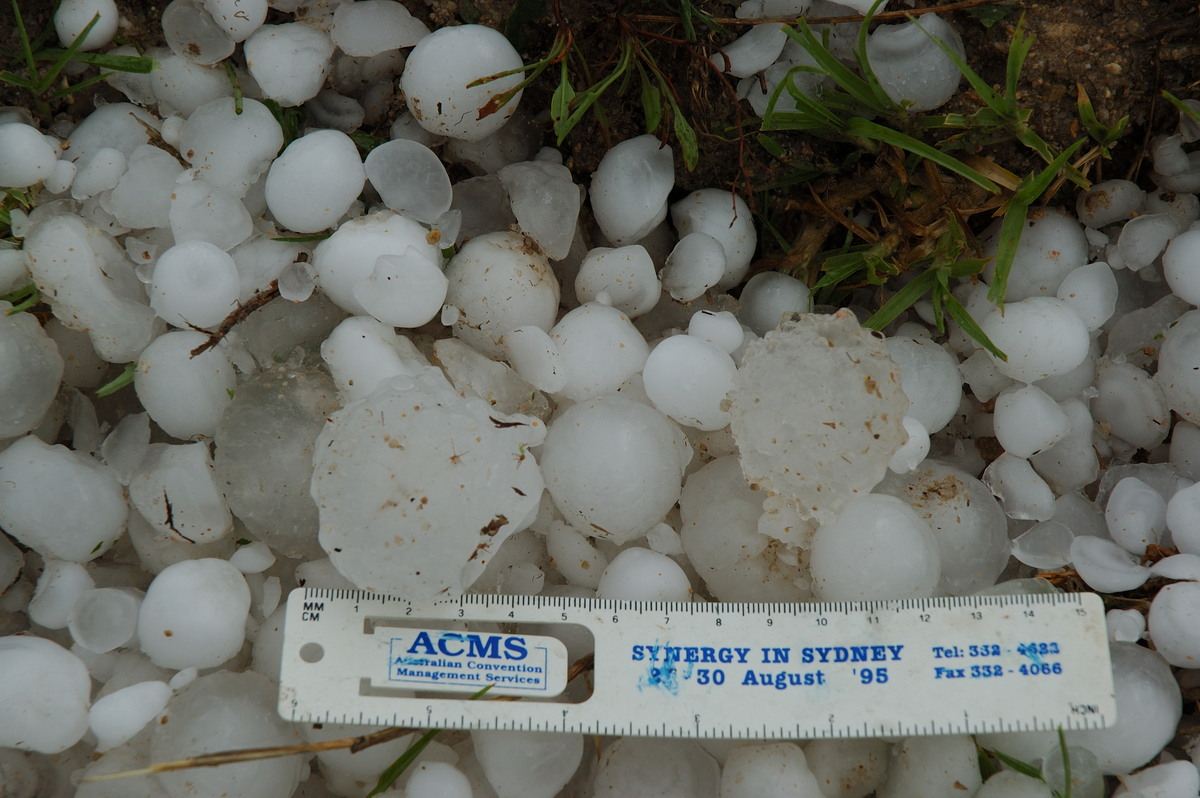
<box><xmin>1164</xmin><ymin>228</ymin><xmax>1200</xmax><ymax>305</ymax></box>
<box><xmin>104</xmin><ymin>145</ymin><xmax>184</xmax><ymax>230</ymax></box>
<box><xmin>710</xmin><ymin>23</ymin><xmax>788</xmax><ymax>77</ymax></box>
<box><xmin>402</xmin><ymin>25</ymin><xmax>526</xmax><ymax>142</ymax></box>
<box><xmin>739</xmin><ymin>271</ymin><xmax>813</xmax><ymax>336</ymax></box>
<box><xmin>149</xmin><ymin>240</ymin><xmax>241</xmax><ymax>329</ymax></box>
<box><xmin>69</xmin><ymin>588</ymin><xmax>143</xmax><ymax>654</ymax></box>
<box><xmin>1012</xmin><ymin>520</ymin><xmax>1075</xmax><ymax>569</ymax></box>
<box><xmin>1070</xmin><ymin>535</ymin><xmax>1150</xmax><ymax>593</ymax></box>
<box><xmin>472</xmin><ymin>729</ymin><xmax>584</xmax><ymax>798</ymax></box>
<box><xmin>546</xmin><ymin>302</ymin><xmax>650</xmax><ymax>400</ymax></box>
<box><xmin>29</xmin><ymin>560</ymin><xmax>95</xmax><ymax>629</ymax></box>
<box><xmin>149</xmin><ymin>53</ymin><xmax>229</xmax><ymax>117</ymax></box>
<box><xmin>506</xmin><ymin>325</ymin><xmax>566</xmax><ymax>393</ymax></box>
<box><xmin>884</xmin><ymin>335</ymin><xmax>960</xmax><ymax>434</ymax></box>
<box><xmin>137</xmin><ymin>558</ymin><xmax>250</xmax><ymax>669</ymax></box>
<box><xmin>331</xmin><ymin>0</ymin><xmax>428</xmax><ymax>56</ymax></box>
<box><xmin>1028</xmin><ymin>399</ymin><xmax>1099</xmax><ymax>495</ymax></box>
<box><xmin>498</xmin><ymin>159</ymin><xmax>581</xmax><ymax>260</ymax></box>
<box><xmin>642</xmin><ymin>334</ymin><xmax>736</xmax><ymax>430</ymax></box>
<box><xmin>434</xmin><ymin>337</ymin><xmax>549</xmax><ymax>418</ymax></box>
<box><xmin>976</xmin><ymin>771</ymin><xmax>1053</xmax><ymax>798</ymax></box>
<box><xmin>364</xmin><ymin>139</ymin><xmax>451</xmax><ymax>224</ymax></box>
<box><xmin>1168</xmin><ymin>482</ymin><xmax>1200</xmax><ymax>554</ymax></box>
<box><xmin>129</xmin><ymin>442</ymin><xmax>232</xmax><ymax>545</ymax></box>
<box><xmin>983</xmin><ymin>208</ymin><xmax>1089</xmax><ymax>301</ymax></box>
<box><xmin>23</xmin><ymin>213</ymin><xmax>159</xmax><ymax>363</ymax></box>
<box><xmin>729</xmin><ymin>311</ymin><xmax>908</xmax><ymax>525</ymax></box>
<box><xmin>671</xmin><ymin>189</ymin><xmax>757</xmax><ymax>288</ymax></box>
<box><xmin>152</xmin><ymin>671</ymin><xmax>305</xmax><ymax>798</ymax></box>
<box><xmin>878</xmin><ymin>736</ymin><xmax>981</xmax><ymax>798</ymax></box>
<box><xmin>169</xmin><ymin>177</ymin><xmax>253</xmax><ymax>251</ymax></box>
<box><xmin>161</xmin><ymin>0</ymin><xmax>234</xmax><ymax>64</ymax></box>
<box><xmin>662</xmin><ymin>232</ymin><xmax>726</xmax><ymax>302</ymax></box>
<box><xmin>311</xmin><ymin>368</ymin><xmax>545</xmax><ymax>596</ymax></box>
<box><xmin>356</xmin><ymin>249</ymin><xmax>450</xmax><ymax>328</ymax></box>
<box><xmin>444</xmin><ymin>230</ymin><xmax>560</xmax><ymax>357</ymax></box>
<box><xmin>979</xmin><ymin>297</ymin><xmax>1090</xmax><ymax>383</ymax></box>
<box><xmin>0</xmin><ymin>435</ymin><xmax>126</xmax><ymax>562</ymax></box>
<box><xmin>595</xmin><ymin>547</ymin><xmax>692</xmax><ymax>601</ymax></box>
<box><xmin>1159</xmin><ymin>309</ymin><xmax>1200</xmax><ymax>424</ymax></box>
<box><xmin>0</xmin><ymin>636</ymin><xmax>90</xmax><ymax>753</ymax></box>
<box><xmin>593</xmin><ymin>738</ymin><xmax>720</xmax><ymax>798</ymax></box>
<box><xmin>1068</xmin><ymin>643</ymin><xmax>1181</xmax><ymax>774</ymax></box>
<box><xmin>88</xmin><ymin>680</ymin><xmax>171</xmax><ymax>751</ymax></box>
<box><xmin>575</xmin><ymin>245</ymin><xmax>661</xmax><ymax>318</ymax></box>
<box><xmin>1148</xmin><ymin>582</ymin><xmax>1200</xmax><ymax>667</ymax></box>
<box><xmin>541</xmin><ymin>394</ymin><xmax>690</xmax><ymax>545</ymax></box>
<box><xmin>993</xmin><ymin>384</ymin><xmax>1070</xmax><ymax>458</ymax></box>
<box><xmin>983</xmin><ymin>453</ymin><xmax>1055</xmax><ymax>521</ymax></box>
<box><xmin>1118</xmin><ymin>212</ymin><xmax>1179</xmax><ymax>271</ymax></box>
<box><xmin>1105</xmin><ymin>476</ymin><xmax>1167</xmax><ymax>554</ymax></box>
<box><xmin>1107</xmin><ymin>608</ymin><xmax>1146</xmax><ymax>643</ymax></box>
<box><xmin>243</xmin><ymin>23</ymin><xmax>334</xmax><ymax>107</ymax></box>
<box><xmin>720</xmin><ymin>743</ymin><xmax>823</xmax><ymax>798</ymax></box>
<box><xmin>0</xmin><ymin>301</ymin><xmax>64</xmax><ymax>438</ymax></box>
<box><xmin>266</xmin><ymin>130</ymin><xmax>365</xmax><ymax>233</ymax></box>
<box><xmin>0</xmin><ymin>123</ymin><xmax>58</xmax><ymax>188</ymax></box>
<box><xmin>1076</xmin><ymin>179</ymin><xmax>1146</xmax><ymax>228</ymax></box>
<box><xmin>865</xmin><ymin>14</ymin><xmax>964</xmax><ymax>111</ymax></box>
<box><xmin>589</xmin><ymin>134</ymin><xmax>675</xmax><ymax>245</ymax></box>
<box><xmin>178</xmin><ymin>98</ymin><xmax>282</xmax><ymax>197</ymax></box>
<box><xmin>1056</xmin><ymin>262</ymin><xmax>1118</xmax><ymax>332</ymax></box>
<box><xmin>134</xmin><ymin>330</ymin><xmax>235</xmax><ymax>439</ymax></box>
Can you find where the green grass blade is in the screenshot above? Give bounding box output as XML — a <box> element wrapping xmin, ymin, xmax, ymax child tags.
<box><xmin>364</xmin><ymin>729</ymin><xmax>440</xmax><ymax>798</ymax></box>
<box><xmin>0</xmin><ymin>71</ymin><xmax>38</xmax><ymax>90</ymax></box>
<box><xmin>864</xmin><ymin>267</ymin><xmax>940</xmax><ymax>331</ymax></box>
<box><xmin>1057</xmin><ymin>728</ymin><xmax>1071</xmax><ymax>798</ymax></box>
<box><xmin>781</xmin><ymin>21</ymin><xmax>880</xmax><ymax>112</ymax></box>
<box><xmin>49</xmin><ymin>70</ymin><xmax>111</xmax><ymax>99</ymax></box>
<box><xmin>37</xmin><ymin>49</ymin><xmax>157</xmax><ymax>74</ymax></box>
<box><xmin>911</xmin><ymin>17</ymin><xmax>1002</xmax><ymax>113</ymax></box>
<box><xmin>11</xmin><ymin>0</ymin><xmax>38</xmax><ymax>79</ymax></box>
<box><xmin>637</xmin><ymin>61</ymin><xmax>662</xmax><ymax>133</ymax></box>
<box><xmin>845</xmin><ymin>117</ymin><xmax>1001</xmax><ymax>192</ymax></box>
<box><xmin>1005</xmin><ymin>15</ymin><xmax>1033</xmax><ymax>104</ymax></box>
<box><xmin>989</xmin><ymin>748</ymin><xmax>1045</xmax><ymax>781</ymax></box>
<box><xmin>987</xmin><ymin>199</ymin><xmax>1028</xmax><ymax>306</ymax></box>
<box><xmin>1164</xmin><ymin>90</ymin><xmax>1200</xmax><ymax>123</ymax></box>
<box><xmin>1015</xmin><ymin>138</ymin><xmax>1087</xmax><ymax>202</ymax></box>
<box><xmin>672</xmin><ymin>101</ymin><xmax>699</xmax><ymax>170</ymax></box>
<box><xmin>555</xmin><ymin>42</ymin><xmax>630</xmax><ymax>144</ymax></box>
<box><xmin>550</xmin><ymin>59</ymin><xmax>576</xmax><ymax>131</ymax></box>
<box><xmin>95</xmin><ymin>362</ymin><xmax>137</xmax><ymax>397</ymax></box>
<box><xmin>942</xmin><ymin>287</ymin><xmax>1005</xmax><ymax>359</ymax></box>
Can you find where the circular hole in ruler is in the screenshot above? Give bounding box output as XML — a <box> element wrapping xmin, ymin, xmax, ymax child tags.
<box><xmin>299</xmin><ymin>642</ymin><xmax>325</xmax><ymax>663</ymax></box>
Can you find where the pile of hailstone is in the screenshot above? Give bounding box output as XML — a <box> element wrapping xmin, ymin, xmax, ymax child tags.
<box><xmin>4</xmin><ymin>0</ymin><xmax>1200</xmax><ymax>796</ymax></box>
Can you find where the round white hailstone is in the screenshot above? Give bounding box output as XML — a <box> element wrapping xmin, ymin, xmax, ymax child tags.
<box><xmin>1118</xmin><ymin>212</ymin><xmax>1179</xmax><ymax>271</ymax></box>
<box><xmin>312</xmin><ymin>210</ymin><xmax>442</xmax><ymax>316</ymax></box>
<box><xmin>739</xmin><ymin>271</ymin><xmax>813</xmax><ymax>336</ymax></box>
<box><xmin>550</xmin><ymin>302</ymin><xmax>650</xmax><ymax>401</ymax></box>
<box><xmin>150</xmin><ymin>240</ymin><xmax>241</xmax><ymax>329</ymax></box>
<box><xmin>1167</xmin><ymin>482</ymin><xmax>1200</xmax><ymax>555</ymax></box>
<box><xmin>402</xmin><ymin>25</ymin><xmax>525</xmax><ymax>142</ymax></box>
<box><xmin>1115</xmin><ymin>761</ymin><xmax>1200</xmax><ymax>798</ymax></box>
<box><xmin>505</xmin><ymin>325</ymin><xmax>566</xmax><ymax>393</ymax></box>
<box><xmin>0</xmin><ymin>123</ymin><xmax>58</xmax><ymax>188</ymax></box>
<box><xmin>710</xmin><ymin>23</ymin><xmax>787</xmax><ymax>77</ymax></box>
<box><xmin>298</xmin><ymin>722</ymin><xmax>417</xmax><ymax>784</ymax></box>
<box><xmin>1164</xmin><ymin>228</ymin><xmax>1200</xmax><ymax>305</ymax></box>
<box><xmin>804</xmin><ymin>740</ymin><xmax>890</xmax><ymax>798</ymax></box>
<box><xmin>498</xmin><ymin>159</ymin><xmax>581</xmax><ymax>260</ymax></box>
<box><xmin>321</xmin><ymin>316</ymin><xmax>428</xmax><ymax>402</ymax></box>
<box><xmin>0</xmin><ymin>301</ymin><xmax>64</xmax><ymax>438</ymax></box>
<box><xmin>129</xmin><ymin>442</ymin><xmax>233</xmax><ymax>545</ymax></box>
<box><xmin>151</xmin><ymin>53</ymin><xmax>230</xmax><ymax>117</ymax></box>
<box><xmin>54</xmin><ymin>0</ymin><xmax>119</xmax><ymax>50</ymax></box>
<box><xmin>662</xmin><ymin>232</ymin><xmax>726</xmax><ymax>302</ymax></box>
<box><xmin>202</xmin><ymin>0</ymin><xmax>267</xmax><ymax>41</ymax></box>
<box><xmin>354</xmin><ymin>250</ymin><xmax>449</xmax><ymax>328</ymax></box>
<box><xmin>975</xmin><ymin>771</ymin><xmax>1053</xmax><ymax>798</ymax></box>
<box><xmin>266</xmin><ymin>130</ymin><xmax>365</xmax><ymax>233</ymax></box>
<box><xmin>1069</xmin><ymin>535</ymin><xmax>1150</xmax><ymax>593</ymax></box>
<box><xmin>865</xmin><ymin>14</ymin><xmax>964</xmax><ymax>111</ymax></box>
<box><xmin>332</xmin><ymin>0</ymin><xmax>429</xmax><ymax>56</ymax></box>
<box><xmin>473</xmin><ymin>730</ymin><xmax>584</xmax><ymax>798</ymax></box>
<box><xmin>70</xmin><ymin>146</ymin><xmax>124</xmax><ymax>200</ymax></box>
<box><xmin>161</xmin><ymin>0</ymin><xmax>234</xmax><ymax>64</ymax></box>
<box><xmin>993</xmin><ymin>384</ymin><xmax>1070</xmax><ymax>458</ymax></box>
<box><xmin>406</xmin><ymin>762</ymin><xmax>473</xmax><ymax>798</ymax></box>
<box><xmin>153</xmin><ymin>671</ymin><xmax>305</xmax><ymax>798</ymax></box>
<box><xmin>243</xmin><ymin>23</ymin><xmax>335</xmax><ymax>107</ymax></box>
<box><xmin>29</xmin><ymin>560</ymin><xmax>95</xmax><ymax>629</ymax></box>
<box><xmin>444</xmin><ymin>231</ymin><xmax>560</xmax><ymax>357</ymax></box>
<box><xmin>178</xmin><ymin>98</ymin><xmax>283</xmax><ymax>196</ymax></box>
<box><xmin>88</xmin><ymin>680</ymin><xmax>171</xmax><ymax>752</ymax></box>
<box><xmin>1068</xmin><ymin>643</ymin><xmax>1180</xmax><ymax>774</ymax></box>
<box><xmin>1056</xmin><ymin>262</ymin><xmax>1118</xmax><ymax>331</ymax></box>
<box><xmin>545</xmin><ymin>522</ymin><xmax>607</xmax><ymax>588</ymax></box>
<box><xmin>643</xmin><ymin>335</ymin><xmax>736</xmax><ymax>431</ymax></box>
<box><xmin>720</xmin><ymin>743</ymin><xmax>823</xmax><ymax>798</ymax></box>
<box><xmin>229</xmin><ymin>540</ymin><xmax>275</xmax><ymax>574</ymax></box>
<box><xmin>106</xmin><ymin>145</ymin><xmax>184</xmax><ymax>229</ymax></box>
<box><xmin>688</xmin><ymin>310</ymin><xmax>743</xmax><ymax>354</ymax></box>
<box><xmin>1148</xmin><ymin>582</ymin><xmax>1200</xmax><ymax>667</ymax></box>
<box><xmin>983</xmin><ymin>208</ymin><xmax>1088</xmax><ymax>301</ymax></box>
<box><xmin>0</xmin><ymin>636</ymin><xmax>90</xmax><ymax>753</ymax></box>
<box><xmin>1105</xmin><ymin>476</ymin><xmax>1167</xmax><ymax>554</ymax></box>
<box><xmin>364</xmin><ymin>139</ymin><xmax>451</xmax><ymax>224</ymax></box>
<box><xmin>0</xmin><ymin>436</ymin><xmax>125</xmax><ymax>562</ymax></box>
<box><xmin>594</xmin><ymin>738</ymin><xmax>720</xmax><ymax>798</ymax></box>
<box><xmin>595</xmin><ymin>547</ymin><xmax>691</xmax><ymax>601</ymax></box>
<box><xmin>1029</xmin><ymin>399</ymin><xmax>1099</xmax><ymax>495</ymax></box>
<box><xmin>884</xmin><ymin>335</ymin><xmax>961</xmax><ymax>434</ymax></box>
<box><xmin>979</xmin><ymin>297</ymin><xmax>1090</xmax><ymax>384</ymax></box>
<box><xmin>590</xmin><ymin>134</ymin><xmax>675</xmax><ymax>245</ymax></box>
<box><xmin>1151</xmin><ymin>553</ymin><xmax>1200</xmax><ymax>581</ymax></box>
<box><xmin>541</xmin><ymin>394</ymin><xmax>690</xmax><ymax>545</ymax></box>
<box><xmin>1011</xmin><ymin>520</ymin><xmax>1075</xmax><ymax>569</ymax></box>
<box><xmin>810</xmin><ymin>494</ymin><xmax>940</xmax><ymax>600</ymax></box>
<box><xmin>1148</xmin><ymin>188</ymin><xmax>1200</xmax><ymax>229</ymax></box>
<box><xmin>169</xmin><ymin>177</ymin><xmax>254</xmax><ymax>251</ymax></box>
<box><xmin>68</xmin><ymin>588</ymin><xmax>142</xmax><ymax>654</ymax></box>
<box><xmin>137</xmin><ymin>558</ymin><xmax>250</xmax><ymax>669</ymax></box>
<box><xmin>1076</xmin><ymin>179</ymin><xmax>1145</xmax><ymax>228</ymax></box>
<box><xmin>878</xmin><ymin>736</ymin><xmax>982</xmax><ymax>798</ymax></box>
<box><xmin>1107</xmin><ymin>608</ymin><xmax>1146</xmax><ymax>642</ymax></box>
<box><xmin>671</xmin><ymin>189</ymin><xmax>757</xmax><ymax>288</ymax></box>
<box><xmin>575</xmin><ymin>245</ymin><xmax>661</xmax><ymax>318</ymax></box>
<box><xmin>1159</xmin><ymin>309</ymin><xmax>1200</xmax><ymax>424</ymax></box>
<box><xmin>982</xmin><ymin>453</ymin><xmax>1055</xmax><ymax>521</ymax></box>
<box><xmin>134</xmin><ymin>330</ymin><xmax>235</xmax><ymax>439</ymax></box>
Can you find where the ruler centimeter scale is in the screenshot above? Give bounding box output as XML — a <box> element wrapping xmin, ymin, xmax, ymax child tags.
<box><xmin>279</xmin><ymin>589</ymin><xmax>1116</xmax><ymax>739</ymax></box>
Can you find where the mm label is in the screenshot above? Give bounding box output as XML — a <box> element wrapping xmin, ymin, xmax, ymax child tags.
<box><xmin>279</xmin><ymin>590</ymin><xmax>1117</xmax><ymax>739</ymax></box>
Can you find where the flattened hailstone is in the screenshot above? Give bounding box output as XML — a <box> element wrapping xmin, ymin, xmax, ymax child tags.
<box><xmin>739</xmin><ymin>271</ymin><xmax>813</xmax><ymax>336</ymax></box>
<box><xmin>23</xmin><ymin>214</ymin><xmax>159</xmax><ymax>363</ymax></box>
<box><xmin>311</xmin><ymin>367</ymin><xmax>545</xmax><ymax>597</ymax></box>
<box><xmin>1070</xmin><ymin>535</ymin><xmax>1150</xmax><ymax>593</ymax></box>
<box><xmin>590</xmin><ymin>135</ymin><xmax>675</xmax><ymax>245</ymax></box>
<box><xmin>662</xmin><ymin>232</ymin><xmax>726</xmax><ymax>302</ymax></box>
<box><xmin>312</xmin><ymin>209</ymin><xmax>442</xmax><ymax>317</ymax></box>
<box><xmin>982</xmin><ymin>452</ymin><xmax>1056</xmax><ymax>521</ymax></box>
<box><xmin>595</xmin><ymin>547</ymin><xmax>692</xmax><ymax>601</ymax></box>
<box><xmin>150</xmin><ymin>240</ymin><xmax>241</xmax><ymax>329</ymax></box>
<box><xmin>444</xmin><ymin>230</ymin><xmax>560</xmax><ymax>357</ymax></box>
<box><xmin>364</xmin><ymin>139</ymin><xmax>451</xmax><ymax>224</ymax></box>
<box><xmin>541</xmin><ymin>394</ymin><xmax>690</xmax><ymax>545</ymax></box>
<box><xmin>728</xmin><ymin>311</ymin><xmax>908</xmax><ymax>525</ymax></box>
<box><xmin>0</xmin><ymin>301</ymin><xmax>63</xmax><ymax>438</ymax></box>
<box><xmin>134</xmin><ymin>330</ymin><xmax>235</xmax><ymax>440</ymax></box>
<box><xmin>128</xmin><ymin>442</ymin><xmax>232</xmax><ymax>545</ymax></box>
<box><xmin>672</xmin><ymin>189</ymin><xmax>757</xmax><ymax>289</ymax></box>
<box><xmin>407</xmin><ymin>762</ymin><xmax>473</xmax><ymax>798</ymax></box>
<box><xmin>1164</xmin><ymin>228</ymin><xmax>1200</xmax><ymax>305</ymax></box>
<box><xmin>1105</xmin><ymin>476</ymin><xmax>1167</xmax><ymax>554</ymax></box>
<box><xmin>721</xmin><ymin>743</ymin><xmax>825</xmax><ymax>798</ymax></box>
<box><xmin>0</xmin><ymin>636</ymin><xmax>90</xmax><ymax>753</ymax></box>
<box><xmin>505</xmin><ymin>325</ymin><xmax>567</xmax><ymax>394</ymax></box>
<box><xmin>980</xmin><ymin>297</ymin><xmax>1090</xmax><ymax>384</ymax></box>
<box><xmin>575</xmin><ymin>245</ymin><xmax>661</xmax><ymax>318</ymax></box>
<box><xmin>710</xmin><ymin>23</ymin><xmax>788</xmax><ymax>78</ymax></box>
<box><xmin>331</xmin><ymin>0</ymin><xmax>429</xmax><ymax>56</ymax></box>
<box><xmin>472</xmin><ymin>729</ymin><xmax>584</xmax><ymax>798</ymax></box>
<box><xmin>688</xmin><ymin>309</ymin><xmax>743</xmax><ymax>353</ymax></box>
<box><xmin>983</xmin><ymin>208</ymin><xmax>1088</xmax><ymax>301</ymax></box>
<box><xmin>1118</xmin><ymin>213</ymin><xmax>1178</xmax><ymax>271</ymax></box>
<box><xmin>152</xmin><ymin>671</ymin><xmax>305</xmax><ymax>798</ymax></box>
<box><xmin>137</xmin><ymin>558</ymin><xmax>251</xmax><ymax>669</ymax></box>
<box><xmin>215</xmin><ymin>366</ymin><xmax>338</xmax><ymax>559</ymax></box>
<box><xmin>88</xmin><ymin>680</ymin><xmax>172</xmax><ymax>752</ymax></box>
<box><xmin>1148</xmin><ymin>582</ymin><xmax>1200</xmax><ymax>667</ymax></box>
<box><xmin>243</xmin><ymin>23</ymin><xmax>334</xmax><ymax>107</ymax></box>
<box><xmin>866</xmin><ymin>14</ymin><xmax>964</xmax><ymax>112</ymax></box>
<box><xmin>498</xmin><ymin>159</ymin><xmax>581</xmax><ymax>259</ymax></box>
<box><xmin>402</xmin><ymin>25</ymin><xmax>526</xmax><ymax>142</ymax></box>
<box><xmin>875</xmin><ymin>460</ymin><xmax>1008</xmax><ymax>595</ymax></box>
<box><xmin>878</xmin><ymin>736</ymin><xmax>981</xmax><ymax>798</ymax></box>
<box><xmin>1076</xmin><ymin>179</ymin><xmax>1146</xmax><ymax>228</ymax></box>
<box><xmin>593</xmin><ymin>738</ymin><xmax>720</xmax><ymax>798</ymax></box>
<box><xmin>0</xmin><ymin>123</ymin><xmax>58</xmax><ymax>187</ymax></box>
<box><xmin>179</xmin><ymin>98</ymin><xmax>283</xmax><ymax>196</ymax></box>
<box><xmin>643</xmin><ymin>334</ymin><xmax>736</xmax><ymax>430</ymax></box>
<box><xmin>0</xmin><ymin>435</ymin><xmax>126</xmax><ymax>562</ymax></box>
<box><xmin>1068</xmin><ymin>643</ymin><xmax>1180</xmax><ymax>774</ymax></box>
<box><xmin>266</xmin><ymin>130</ymin><xmax>365</xmax><ymax>233</ymax></box>
<box><xmin>1156</xmin><ymin>309</ymin><xmax>1200</xmax><ymax>424</ymax></box>
<box><xmin>549</xmin><ymin>303</ymin><xmax>649</xmax><ymax>401</ymax></box>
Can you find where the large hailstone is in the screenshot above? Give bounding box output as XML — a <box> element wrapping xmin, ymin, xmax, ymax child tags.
<box><xmin>728</xmin><ymin>310</ymin><xmax>909</xmax><ymax>525</ymax></box>
<box><xmin>311</xmin><ymin>367</ymin><xmax>545</xmax><ymax>597</ymax></box>
<box><xmin>0</xmin><ymin>636</ymin><xmax>91</xmax><ymax>753</ymax></box>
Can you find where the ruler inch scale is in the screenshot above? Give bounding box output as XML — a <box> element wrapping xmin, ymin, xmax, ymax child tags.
<box><xmin>279</xmin><ymin>589</ymin><xmax>1116</xmax><ymax>740</ymax></box>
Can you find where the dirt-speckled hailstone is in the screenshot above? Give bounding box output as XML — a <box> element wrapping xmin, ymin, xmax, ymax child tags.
<box><xmin>402</xmin><ymin>25</ymin><xmax>525</xmax><ymax>142</ymax></box>
<box><xmin>137</xmin><ymin>558</ymin><xmax>250</xmax><ymax>669</ymax></box>
<box><xmin>311</xmin><ymin>368</ymin><xmax>545</xmax><ymax>597</ymax></box>
<box><xmin>266</xmin><ymin>130</ymin><xmax>365</xmax><ymax>233</ymax></box>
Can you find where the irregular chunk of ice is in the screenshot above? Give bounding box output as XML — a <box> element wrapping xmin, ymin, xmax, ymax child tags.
<box><xmin>88</xmin><ymin>680</ymin><xmax>171</xmax><ymax>751</ymax></box>
<box><xmin>0</xmin><ymin>123</ymin><xmax>58</xmax><ymax>188</ymax></box>
<box><xmin>162</xmin><ymin>0</ymin><xmax>234</xmax><ymax>64</ymax></box>
<box><xmin>364</xmin><ymin>139</ymin><xmax>451</xmax><ymax>225</ymax></box>
<box><xmin>671</xmin><ymin>189</ymin><xmax>756</xmax><ymax>288</ymax></box>
<box><xmin>1070</xmin><ymin>535</ymin><xmax>1150</xmax><ymax>593</ymax></box>
<box><xmin>243</xmin><ymin>23</ymin><xmax>334</xmax><ymax>107</ymax></box>
<box><xmin>332</xmin><ymin>0</ymin><xmax>428</xmax><ymax>56</ymax></box>
<box><xmin>30</xmin><ymin>559</ymin><xmax>96</xmax><ymax>629</ymax></box>
<box><xmin>498</xmin><ymin>159</ymin><xmax>580</xmax><ymax>259</ymax></box>
<box><xmin>178</xmin><ymin>98</ymin><xmax>283</xmax><ymax>196</ymax></box>
<box><xmin>590</xmin><ymin>134</ymin><xmax>674</xmax><ymax>246</ymax></box>
<box><xmin>129</xmin><ymin>442</ymin><xmax>232</xmax><ymax>545</ymax></box>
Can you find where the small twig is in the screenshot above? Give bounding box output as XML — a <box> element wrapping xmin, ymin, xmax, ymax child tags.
<box><xmin>131</xmin><ymin>115</ymin><xmax>189</xmax><ymax>168</ymax></box>
<box><xmin>189</xmin><ymin>279</ymin><xmax>281</xmax><ymax>358</ymax></box>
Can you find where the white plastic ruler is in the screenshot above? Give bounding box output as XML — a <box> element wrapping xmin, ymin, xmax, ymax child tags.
<box><xmin>279</xmin><ymin>589</ymin><xmax>1116</xmax><ymax>739</ymax></box>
